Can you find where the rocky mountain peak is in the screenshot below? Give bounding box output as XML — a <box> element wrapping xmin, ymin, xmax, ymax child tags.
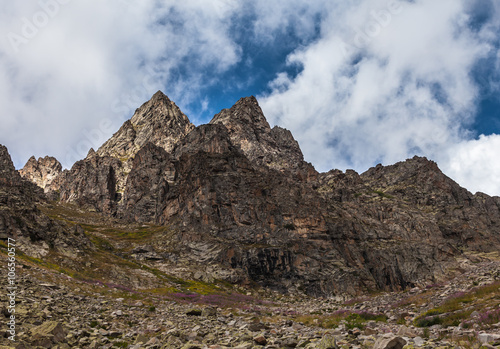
<box><xmin>0</xmin><ymin>144</ymin><xmax>16</xmax><ymax>178</ymax></box>
<box><xmin>210</xmin><ymin>96</ymin><xmax>271</xmax><ymax>139</ymax></box>
<box><xmin>361</xmin><ymin>156</ymin><xmax>473</xmax><ymax>206</ymax></box>
<box><xmin>149</xmin><ymin>89</ymin><xmax>172</xmax><ymax>103</ymax></box>
<box><xmin>87</xmin><ymin>148</ymin><xmax>96</xmax><ymax>158</ymax></box>
<box><xmin>210</xmin><ymin>97</ymin><xmax>315</xmax><ymax>178</ymax></box>
<box><xmin>0</xmin><ymin>144</ymin><xmax>24</xmax><ymax>190</ymax></box>
<box><xmin>97</xmin><ymin>91</ymin><xmax>194</xmax><ymax>161</ymax></box>
<box><xmin>129</xmin><ymin>90</ymin><xmax>192</xmax><ymax>132</ymax></box>
<box><xmin>92</xmin><ymin>91</ymin><xmax>195</xmax><ymax>195</ymax></box>
<box><xmin>0</xmin><ymin>145</ymin><xmax>91</xmax><ymax>256</ymax></box>
<box><xmin>12</xmin><ymin>94</ymin><xmax>500</xmax><ymax>299</ymax></box>
<box><xmin>19</xmin><ymin>155</ymin><xmax>62</xmax><ymax>191</ymax></box>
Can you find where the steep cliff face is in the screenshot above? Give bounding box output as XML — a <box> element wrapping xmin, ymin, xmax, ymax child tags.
<box><xmin>120</xmin><ymin>143</ymin><xmax>174</xmax><ymax>223</ymax></box>
<box><xmin>47</xmin><ymin>91</ymin><xmax>194</xmax><ymax>210</ymax></box>
<box><xmin>54</xmin><ymin>154</ymin><xmax>122</xmax><ymax>215</ymax></box>
<box><xmin>360</xmin><ymin>157</ymin><xmax>500</xmax><ymax>251</ymax></box>
<box><xmin>16</xmin><ymin>92</ymin><xmax>500</xmax><ymax>296</ymax></box>
<box><xmin>0</xmin><ymin>145</ymin><xmax>91</xmax><ymax>258</ymax></box>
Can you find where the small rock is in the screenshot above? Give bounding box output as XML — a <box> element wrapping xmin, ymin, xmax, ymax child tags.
<box><xmin>365</xmin><ymin>328</ymin><xmax>378</xmax><ymax>336</ymax></box>
<box><xmin>373</xmin><ymin>336</ymin><xmax>407</xmax><ymax>349</ymax></box>
<box><xmin>135</xmin><ymin>334</ymin><xmax>149</xmax><ymax>344</ymax></box>
<box><xmin>248</xmin><ymin>322</ymin><xmax>267</xmax><ymax>332</ymax></box>
<box><xmin>30</xmin><ymin>321</ymin><xmax>67</xmax><ymax>346</ymax></box>
<box><xmin>282</xmin><ymin>336</ymin><xmax>299</xmax><ymax>347</ymax></box>
<box><xmin>186</xmin><ymin>309</ymin><xmax>203</xmax><ymax>316</ymax></box>
<box><xmin>478</xmin><ymin>333</ymin><xmax>500</xmax><ymax>344</ymax></box>
<box><xmin>253</xmin><ymin>334</ymin><xmax>267</xmax><ymax>345</ymax></box>
<box><xmin>108</xmin><ymin>330</ymin><xmax>122</xmax><ymax>339</ymax></box>
<box><xmin>181</xmin><ymin>342</ymin><xmax>202</xmax><ymax>349</ymax></box>
<box><xmin>202</xmin><ymin>307</ymin><xmax>217</xmax><ymax>317</ymax></box>
<box><xmin>318</xmin><ymin>335</ymin><xmax>338</xmax><ymax>349</ymax></box>
<box><xmin>413</xmin><ymin>336</ymin><xmax>425</xmax><ymax>347</ymax></box>
<box><xmin>146</xmin><ymin>337</ymin><xmax>161</xmax><ymax>345</ymax></box>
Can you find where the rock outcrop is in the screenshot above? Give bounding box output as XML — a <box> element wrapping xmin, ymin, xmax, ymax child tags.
<box><xmin>98</xmin><ymin>90</ymin><xmax>194</xmax><ymax>159</ymax></box>
<box><xmin>19</xmin><ymin>155</ymin><xmax>62</xmax><ymax>191</ymax></box>
<box><xmin>121</xmin><ymin>142</ymin><xmax>174</xmax><ymax>223</ymax></box>
<box><xmin>360</xmin><ymin>156</ymin><xmax>500</xmax><ymax>252</ymax></box>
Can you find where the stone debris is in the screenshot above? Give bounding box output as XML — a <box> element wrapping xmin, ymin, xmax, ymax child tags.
<box><xmin>0</xmin><ymin>255</ymin><xmax>498</xmax><ymax>349</ymax></box>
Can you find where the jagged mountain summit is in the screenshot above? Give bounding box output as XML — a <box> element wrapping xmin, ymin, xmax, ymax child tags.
<box><xmin>19</xmin><ymin>155</ymin><xmax>62</xmax><ymax>191</ymax></box>
<box><xmin>11</xmin><ymin>91</ymin><xmax>500</xmax><ymax>296</ymax></box>
<box><xmin>209</xmin><ymin>96</ymin><xmax>316</xmax><ymax>179</ymax></box>
<box><xmin>98</xmin><ymin>91</ymin><xmax>195</xmax><ymax>159</ymax></box>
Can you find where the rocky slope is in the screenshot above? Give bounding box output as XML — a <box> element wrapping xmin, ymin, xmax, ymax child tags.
<box><xmin>360</xmin><ymin>157</ymin><xmax>500</xmax><ymax>252</ymax></box>
<box><xmin>13</xmin><ymin>92</ymin><xmax>500</xmax><ymax>298</ymax></box>
<box><xmin>0</xmin><ymin>145</ymin><xmax>90</xmax><ymax>258</ymax></box>
<box><xmin>1</xmin><ymin>248</ymin><xmax>498</xmax><ymax>348</ymax></box>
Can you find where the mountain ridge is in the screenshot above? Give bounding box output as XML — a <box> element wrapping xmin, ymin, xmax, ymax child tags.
<box><xmin>10</xmin><ymin>91</ymin><xmax>500</xmax><ymax>297</ymax></box>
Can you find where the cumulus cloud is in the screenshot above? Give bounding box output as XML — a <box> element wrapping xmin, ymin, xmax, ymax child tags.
<box><xmin>444</xmin><ymin>134</ymin><xmax>500</xmax><ymax>195</ymax></box>
<box><xmin>259</xmin><ymin>0</ymin><xmax>500</xmax><ymax>195</ymax></box>
<box><xmin>249</xmin><ymin>0</ymin><xmax>328</xmax><ymax>43</ymax></box>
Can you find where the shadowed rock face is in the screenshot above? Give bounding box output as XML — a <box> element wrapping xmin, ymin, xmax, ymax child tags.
<box><xmin>15</xmin><ymin>92</ymin><xmax>500</xmax><ymax>296</ymax></box>
<box><xmin>54</xmin><ymin>154</ymin><xmax>122</xmax><ymax>215</ymax></box>
<box><xmin>120</xmin><ymin>143</ymin><xmax>174</xmax><ymax>223</ymax></box>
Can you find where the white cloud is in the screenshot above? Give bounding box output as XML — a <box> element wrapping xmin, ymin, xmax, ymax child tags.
<box><xmin>259</xmin><ymin>0</ymin><xmax>500</xmax><ymax>195</ymax></box>
<box><xmin>249</xmin><ymin>0</ymin><xmax>329</xmax><ymax>43</ymax></box>
<box><xmin>443</xmin><ymin>134</ymin><xmax>500</xmax><ymax>195</ymax></box>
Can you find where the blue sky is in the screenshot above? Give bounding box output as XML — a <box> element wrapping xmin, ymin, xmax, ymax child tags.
<box><xmin>1</xmin><ymin>0</ymin><xmax>500</xmax><ymax>195</ymax></box>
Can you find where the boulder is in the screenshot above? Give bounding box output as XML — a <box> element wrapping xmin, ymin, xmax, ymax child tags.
<box><xmin>373</xmin><ymin>335</ymin><xmax>407</xmax><ymax>349</ymax></box>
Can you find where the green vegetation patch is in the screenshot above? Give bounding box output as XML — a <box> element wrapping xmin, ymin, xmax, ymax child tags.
<box><xmin>295</xmin><ymin>310</ymin><xmax>387</xmax><ymax>330</ymax></box>
<box><xmin>414</xmin><ymin>281</ymin><xmax>500</xmax><ymax>328</ymax></box>
<box><xmin>87</xmin><ymin>234</ymin><xmax>114</xmax><ymax>251</ymax></box>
